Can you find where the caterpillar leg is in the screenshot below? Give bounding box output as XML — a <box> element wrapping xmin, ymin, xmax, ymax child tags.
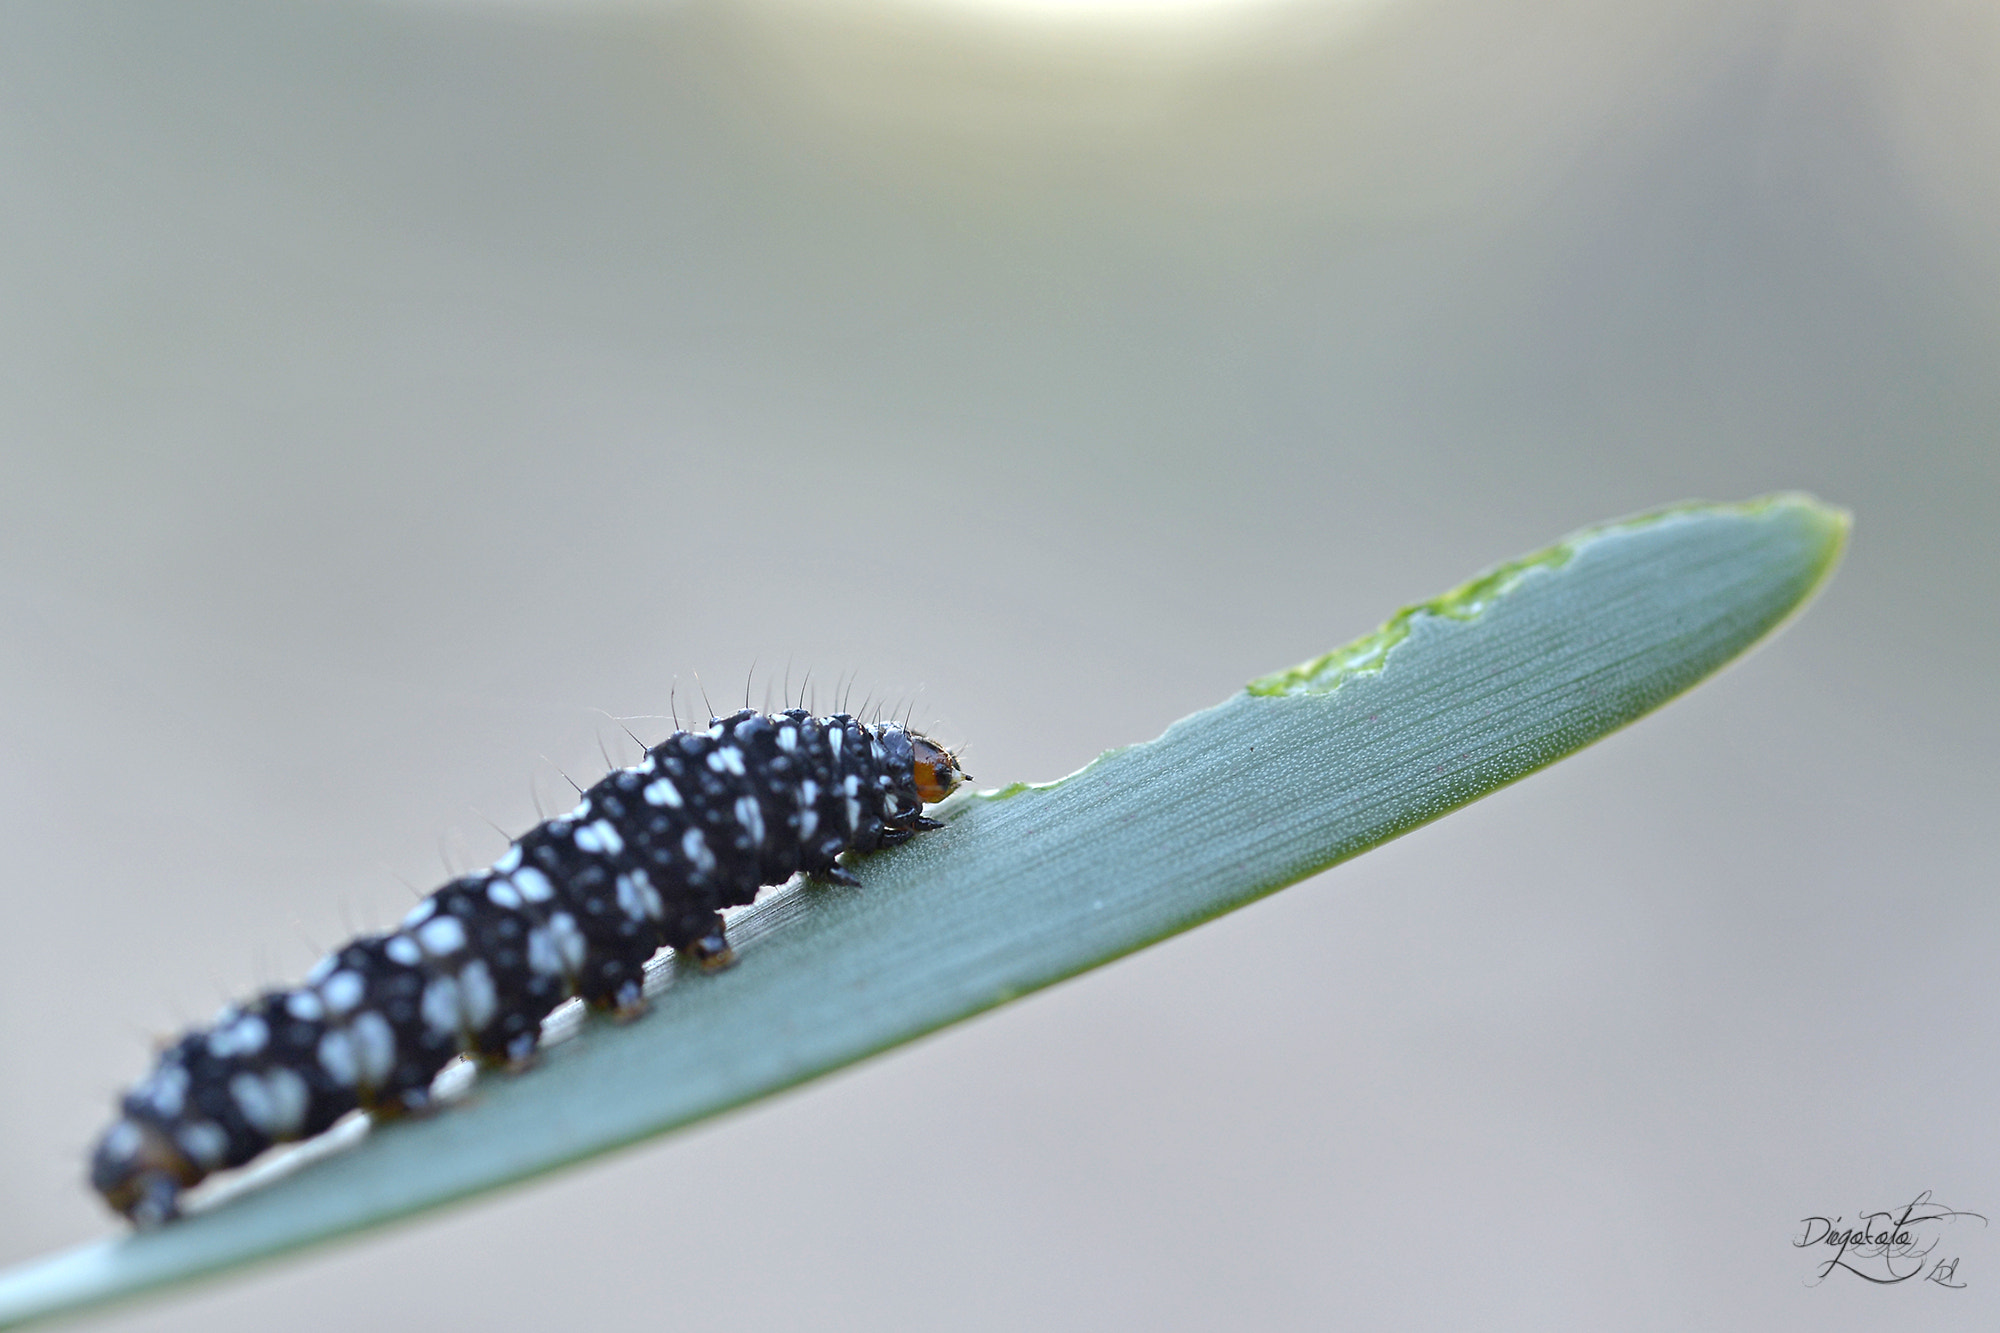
<box><xmin>579</xmin><ymin>956</ymin><xmax>652</xmax><ymax>1020</ymax></box>
<box><xmin>679</xmin><ymin>915</ymin><xmax>736</xmax><ymax>972</ymax></box>
<box><xmin>125</xmin><ymin>1173</ymin><xmax>184</xmax><ymax>1230</ymax></box>
<box><xmin>367</xmin><ymin>1087</ymin><xmax>439</xmax><ymax>1120</ymax></box>
<box><xmin>475</xmin><ymin>1025</ymin><xmax>543</xmax><ymax>1072</ymax></box>
<box><xmin>809</xmin><ymin>865</ymin><xmax>863</xmax><ymax>888</ymax></box>
<box><xmin>585</xmin><ymin>972</ymin><xmax>650</xmax><ymax>1021</ymax></box>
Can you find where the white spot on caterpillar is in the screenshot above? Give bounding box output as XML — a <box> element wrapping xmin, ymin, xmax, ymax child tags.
<box><xmin>734</xmin><ymin>795</ymin><xmax>765</xmax><ymax>846</ymax></box>
<box><xmin>799</xmin><ymin>779</ymin><xmax>820</xmax><ymax>806</ymax></box>
<box><xmin>512</xmin><ymin>866</ymin><xmax>555</xmax><ymax>903</ymax></box>
<box><xmin>321</xmin><ymin>970</ymin><xmax>365</xmax><ymax>1018</ymax></box>
<box><xmin>573</xmin><ymin>819</ymin><xmax>624</xmax><ymax>856</ymax></box>
<box><xmin>493</xmin><ymin>844</ymin><xmax>523</xmax><ymax>874</ymax></box>
<box><xmin>527</xmin><ymin>927</ymin><xmax>563</xmax><ymax>977</ymax></box>
<box><xmin>459</xmin><ymin>960</ymin><xmax>498</xmax><ymax>1030</ymax></box>
<box><xmin>643</xmin><ymin>777</ymin><xmax>683</xmax><ymax>808</ymax></box>
<box><xmin>229</xmin><ymin>1072</ymin><xmax>277</xmax><ymax>1134</ymax></box>
<box><xmin>350</xmin><ymin>1012</ymin><xmax>396</xmax><ymax>1087</ymax></box>
<box><xmin>176</xmin><ymin>1122</ymin><xmax>229</xmax><ymax>1169</ymax></box>
<box><xmin>265</xmin><ymin>1067</ymin><xmax>310</xmax><ymax>1138</ymax></box>
<box><xmin>566</xmin><ymin>798</ymin><xmax>593</xmax><ymax>822</ymax></box>
<box><xmin>207</xmin><ymin>1014</ymin><xmax>268</xmax><ymax>1059</ymax></box>
<box><xmin>421</xmin><ymin>977</ymin><xmax>461</xmax><ymax>1036</ymax></box>
<box><xmin>844</xmin><ymin>774</ymin><xmax>863</xmax><ymax>829</ymax></box>
<box><xmin>385</xmin><ymin>935</ymin><xmax>423</xmax><ymax>967</ymax></box>
<box><xmin>486</xmin><ymin>878</ymin><xmax>523</xmax><ymax>910</ymax></box>
<box><xmin>797</xmin><ymin>808</ymin><xmax>819</xmax><ymax>840</ymax></box>
<box><xmin>101</xmin><ymin>1120</ymin><xmax>141</xmax><ymax>1160</ymax></box>
<box><xmin>286</xmin><ymin>990</ymin><xmax>324</xmax><ymax>1022</ymax></box>
<box><xmin>708</xmin><ymin>746</ymin><xmax>746</xmax><ymax>775</ymax></box>
<box><xmin>549</xmin><ymin>912</ymin><xmax>587</xmax><ymax>974</ymax></box>
<box><xmin>777</xmin><ymin>725</ymin><xmax>797</xmax><ymax>752</ymax></box>
<box><xmin>828</xmin><ymin>729</ymin><xmax>843</xmax><ymax>760</ymax></box>
<box><xmin>142</xmin><ymin>1065</ymin><xmax>189</xmax><ymax>1118</ymax></box>
<box><xmin>231</xmin><ymin>1014</ymin><xmax>268</xmax><ymax>1055</ymax></box>
<box><xmin>418</xmin><ymin>916</ymin><xmax>468</xmax><ymax>957</ymax></box>
<box><xmin>871</xmin><ymin>739</ymin><xmax>887</xmax><ymax>763</ymax></box>
<box><xmin>306</xmin><ymin>954</ymin><xmax>339</xmax><ymax>986</ymax></box>
<box><xmin>617</xmin><ymin>870</ymin><xmax>663</xmax><ymax>921</ymax></box>
<box><xmin>401</xmin><ymin>898</ymin><xmax>437</xmax><ymax>928</ymax></box>
<box><xmin>318</xmin><ymin>1029</ymin><xmax>359</xmax><ymax>1086</ymax></box>
<box><xmin>681</xmin><ymin>827</ymin><xmax>716</xmax><ymax>873</ymax></box>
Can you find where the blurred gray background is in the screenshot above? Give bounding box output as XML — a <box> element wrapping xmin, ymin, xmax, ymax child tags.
<box><xmin>2</xmin><ymin>0</ymin><xmax>1995</xmax><ymax>1328</ymax></box>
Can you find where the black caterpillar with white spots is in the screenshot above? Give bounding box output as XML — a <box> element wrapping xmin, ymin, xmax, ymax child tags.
<box><xmin>91</xmin><ymin>708</ymin><xmax>968</xmax><ymax>1226</ymax></box>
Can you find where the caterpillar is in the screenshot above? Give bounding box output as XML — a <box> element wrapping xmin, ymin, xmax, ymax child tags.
<box><xmin>90</xmin><ymin>707</ymin><xmax>969</xmax><ymax>1227</ymax></box>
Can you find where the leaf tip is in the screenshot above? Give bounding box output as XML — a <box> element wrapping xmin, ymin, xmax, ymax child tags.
<box><xmin>1246</xmin><ymin>492</ymin><xmax>1851</xmax><ymax>701</ymax></box>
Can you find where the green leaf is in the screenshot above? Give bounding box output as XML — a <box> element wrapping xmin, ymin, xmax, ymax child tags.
<box><xmin>0</xmin><ymin>494</ymin><xmax>1847</xmax><ymax>1329</ymax></box>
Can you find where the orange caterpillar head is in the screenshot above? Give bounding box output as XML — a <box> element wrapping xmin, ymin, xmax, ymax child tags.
<box><xmin>909</xmin><ymin>735</ymin><xmax>970</xmax><ymax>804</ymax></box>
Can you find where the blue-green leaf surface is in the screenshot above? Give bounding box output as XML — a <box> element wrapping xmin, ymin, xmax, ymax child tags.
<box><xmin>0</xmin><ymin>495</ymin><xmax>1848</xmax><ymax>1329</ymax></box>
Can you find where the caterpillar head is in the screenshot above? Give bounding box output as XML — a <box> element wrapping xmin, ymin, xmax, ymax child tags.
<box><xmin>909</xmin><ymin>735</ymin><xmax>970</xmax><ymax>804</ymax></box>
